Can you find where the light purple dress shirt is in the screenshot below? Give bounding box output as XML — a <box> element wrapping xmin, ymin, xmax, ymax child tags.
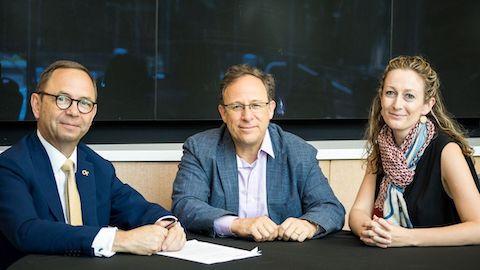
<box><xmin>213</xmin><ymin>131</ymin><xmax>275</xmax><ymax>236</ymax></box>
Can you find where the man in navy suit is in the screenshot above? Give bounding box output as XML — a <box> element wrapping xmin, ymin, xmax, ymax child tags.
<box><xmin>0</xmin><ymin>60</ymin><xmax>185</xmax><ymax>269</ymax></box>
<box><xmin>172</xmin><ymin>64</ymin><xmax>345</xmax><ymax>242</ymax></box>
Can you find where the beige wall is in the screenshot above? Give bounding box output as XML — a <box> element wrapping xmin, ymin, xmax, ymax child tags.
<box><xmin>113</xmin><ymin>158</ymin><xmax>479</xmax><ymax>231</ymax></box>
<box><xmin>113</xmin><ymin>162</ymin><xmax>179</xmax><ymax>210</ymax></box>
<box><xmin>328</xmin><ymin>160</ymin><xmax>366</xmax><ymax>230</ymax></box>
<box><xmin>475</xmin><ymin>157</ymin><xmax>480</xmax><ymax>174</ymax></box>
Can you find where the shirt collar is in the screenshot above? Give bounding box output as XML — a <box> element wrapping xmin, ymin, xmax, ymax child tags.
<box><xmin>260</xmin><ymin>129</ymin><xmax>275</xmax><ymax>159</ymax></box>
<box><xmin>37</xmin><ymin>130</ymin><xmax>78</xmax><ymax>173</ymax></box>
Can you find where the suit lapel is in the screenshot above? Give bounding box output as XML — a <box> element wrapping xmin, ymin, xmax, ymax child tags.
<box><xmin>266</xmin><ymin>125</ymin><xmax>285</xmax><ymax>220</ymax></box>
<box><xmin>29</xmin><ymin>134</ymin><xmax>65</xmax><ymax>222</ymax></box>
<box><xmin>76</xmin><ymin>147</ymin><xmax>98</xmax><ymax>226</ymax></box>
<box><xmin>216</xmin><ymin>129</ymin><xmax>239</xmax><ymax>214</ymax></box>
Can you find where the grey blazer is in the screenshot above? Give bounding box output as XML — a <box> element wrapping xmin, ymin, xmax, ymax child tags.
<box><xmin>172</xmin><ymin>123</ymin><xmax>345</xmax><ymax>237</ymax></box>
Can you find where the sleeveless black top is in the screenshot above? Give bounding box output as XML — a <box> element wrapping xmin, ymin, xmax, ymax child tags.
<box><xmin>375</xmin><ymin>131</ymin><xmax>480</xmax><ymax>228</ymax></box>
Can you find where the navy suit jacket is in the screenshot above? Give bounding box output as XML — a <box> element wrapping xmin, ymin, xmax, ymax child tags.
<box><xmin>172</xmin><ymin>123</ymin><xmax>345</xmax><ymax>237</ymax></box>
<box><xmin>0</xmin><ymin>133</ymin><xmax>171</xmax><ymax>268</ymax></box>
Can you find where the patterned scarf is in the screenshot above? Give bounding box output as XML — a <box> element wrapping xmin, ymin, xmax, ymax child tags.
<box><xmin>373</xmin><ymin>119</ymin><xmax>436</xmax><ymax>227</ymax></box>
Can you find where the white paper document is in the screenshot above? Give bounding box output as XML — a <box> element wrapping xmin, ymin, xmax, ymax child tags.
<box><xmin>157</xmin><ymin>239</ymin><xmax>261</xmax><ymax>264</ymax></box>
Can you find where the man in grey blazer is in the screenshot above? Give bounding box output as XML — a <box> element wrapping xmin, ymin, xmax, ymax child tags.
<box><xmin>172</xmin><ymin>64</ymin><xmax>345</xmax><ymax>242</ymax></box>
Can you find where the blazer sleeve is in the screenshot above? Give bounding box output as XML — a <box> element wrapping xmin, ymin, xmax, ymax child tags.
<box><xmin>171</xmin><ymin>138</ymin><xmax>235</xmax><ymax>236</ymax></box>
<box><xmin>0</xmin><ymin>160</ymin><xmax>100</xmax><ymax>256</ymax></box>
<box><xmin>299</xmin><ymin>159</ymin><xmax>346</xmax><ymax>237</ymax></box>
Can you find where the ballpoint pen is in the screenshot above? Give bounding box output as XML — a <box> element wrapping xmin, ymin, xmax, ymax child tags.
<box><xmin>164</xmin><ymin>219</ymin><xmax>177</xmax><ymax>229</ymax></box>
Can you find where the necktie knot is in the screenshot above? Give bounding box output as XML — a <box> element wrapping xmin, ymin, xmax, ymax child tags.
<box><xmin>61</xmin><ymin>159</ymin><xmax>74</xmax><ymax>174</ymax></box>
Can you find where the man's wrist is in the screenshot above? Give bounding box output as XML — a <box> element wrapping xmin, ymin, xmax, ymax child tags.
<box><xmin>230</xmin><ymin>218</ymin><xmax>245</xmax><ymax>237</ymax></box>
<box><xmin>112</xmin><ymin>230</ymin><xmax>128</xmax><ymax>253</ymax></box>
<box><xmin>304</xmin><ymin>220</ymin><xmax>321</xmax><ymax>236</ymax></box>
<box><xmin>214</xmin><ymin>215</ymin><xmax>237</xmax><ymax>237</ymax></box>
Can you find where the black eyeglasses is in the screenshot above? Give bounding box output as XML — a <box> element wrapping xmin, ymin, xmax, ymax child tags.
<box><xmin>36</xmin><ymin>92</ymin><xmax>97</xmax><ymax>114</ymax></box>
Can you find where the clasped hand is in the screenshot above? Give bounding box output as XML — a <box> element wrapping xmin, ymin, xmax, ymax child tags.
<box><xmin>231</xmin><ymin>216</ymin><xmax>317</xmax><ymax>242</ymax></box>
<box><xmin>360</xmin><ymin>215</ymin><xmax>411</xmax><ymax>248</ymax></box>
<box><xmin>113</xmin><ymin>221</ymin><xmax>186</xmax><ymax>255</ymax></box>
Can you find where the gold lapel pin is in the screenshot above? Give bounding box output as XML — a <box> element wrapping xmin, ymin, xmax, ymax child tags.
<box><xmin>82</xmin><ymin>170</ymin><xmax>90</xmax><ymax>177</ymax></box>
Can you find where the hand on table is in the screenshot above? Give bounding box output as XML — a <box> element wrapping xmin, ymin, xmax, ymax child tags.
<box><xmin>156</xmin><ymin>220</ymin><xmax>186</xmax><ymax>251</ymax></box>
<box><xmin>360</xmin><ymin>215</ymin><xmax>412</xmax><ymax>248</ymax></box>
<box><xmin>113</xmin><ymin>225</ymin><xmax>168</xmax><ymax>255</ymax></box>
<box><xmin>231</xmin><ymin>216</ymin><xmax>279</xmax><ymax>242</ymax></box>
<box><xmin>278</xmin><ymin>217</ymin><xmax>317</xmax><ymax>242</ymax></box>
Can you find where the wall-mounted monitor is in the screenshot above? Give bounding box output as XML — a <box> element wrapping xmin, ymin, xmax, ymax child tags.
<box><xmin>1</xmin><ymin>0</ymin><xmax>479</xmax><ymax>122</ymax></box>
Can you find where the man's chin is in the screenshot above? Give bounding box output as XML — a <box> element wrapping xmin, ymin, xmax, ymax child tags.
<box><xmin>236</xmin><ymin>137</ymin><xmax>261</xmax><ymax>147</ymax></box>
<box><xmin>58</xmin><ymin>131</ymin><xmax>84</xmax><ymax>143</ymax></box>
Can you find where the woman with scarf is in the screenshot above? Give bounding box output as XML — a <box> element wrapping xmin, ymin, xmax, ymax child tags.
<box><xmin>349</xmin><ymin>55</ymin><xmax>480</xmax><ymax>247</ymax></box>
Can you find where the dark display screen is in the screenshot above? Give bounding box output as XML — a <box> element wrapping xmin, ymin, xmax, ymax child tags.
<box><xmin>1</xmin><ymin>0</ymin><xmax>478</xmax><ymax>121</ymax></box>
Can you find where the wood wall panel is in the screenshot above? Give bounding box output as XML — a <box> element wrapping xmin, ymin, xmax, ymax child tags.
<box><xmin>319</xmin><ymin>161</ymin><xmax>331</xmax><ymax>181</ymax></box>
<box><xmin>112</xmin><ymin>162</ymin><xmax>179</xmax><ymax>210</ymax></box>
<box><xmin>474</xmin><ymin>157</ymin><xmax>480</xmax><ymax>175</ymax></box>
<box><xmin>329</xmin><ymin>160</ymin><xmax>366</xmax><ymax>230</ymax></box>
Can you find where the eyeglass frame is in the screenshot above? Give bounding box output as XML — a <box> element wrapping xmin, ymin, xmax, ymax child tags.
<box><xmin>35</xmin><ymin>91</ymin><xmax>97</xmax><ymax>114</ymax></box>
<box><xmin>221</xmin><ymin>101</ymin><xmax>271</xmax><ymax>112</ymax></box>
